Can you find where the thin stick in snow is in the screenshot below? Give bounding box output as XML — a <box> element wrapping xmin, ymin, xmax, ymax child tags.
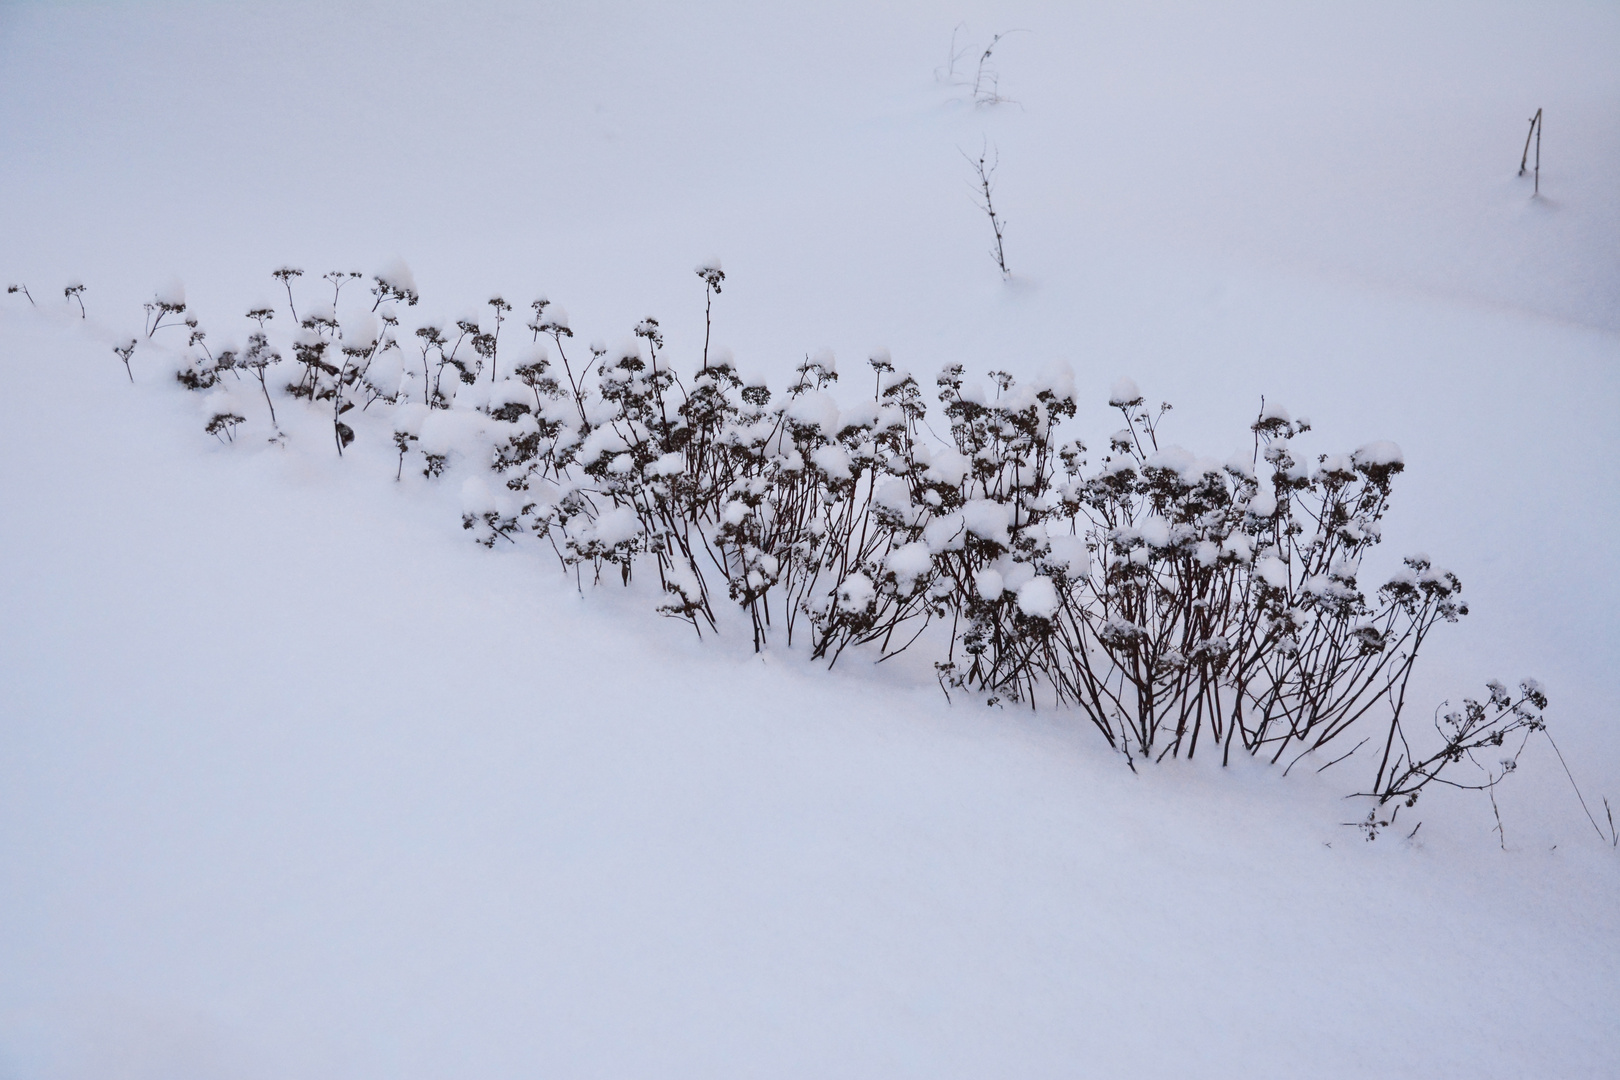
<box><xmin>1518</xmin><ymin>108</ymin><xmax>1542</xmax><ymax>197</ymax></box>
<box><xmin>964</xmin><ymin>144</ymin><xmax>1010</xmax><ymax>278</ymax></box>
<box><xmin>971</xmin><ymin>29</ymin><xmax>1027</xmax><ymax>106</ymax></box>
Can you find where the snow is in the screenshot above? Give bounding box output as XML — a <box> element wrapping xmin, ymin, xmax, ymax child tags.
<box><xmin>884</xmin><ymin>540</ymin><xmax>933</xmax><ymax>590</ymax></box>
<box><xmin>364</xmin><ymin>350</ymin><xmax>404</xmax><ymax>397</ymax></box>
<box><xmin>1317</xmin><ymin>452</ymin><xmax>1355</xmax><ymax>480</ymax></box>
<box><xmin>1222</xmin><ymin>531</ymin><xmax>1256</xmax><ymax>564</ymax></box>
<box><xmin>1016</xmin><ymin>575</ymin><xmax>1060</xmax><ymax>618</ymax></box>
<box><xmin>591</xmin><ymin>504</ymin><xmax>643</xmax><ymax>547</ymax></box>
<box><xmin>998</xmin><ymin>557</ymin><xmax>1035</xmax><ymax>593</ymax></box>
<box><xmin>417</xmin><ymin>407</ymin><xmax>484</xmax><ymax>457</ymax></box>
<box><xmin>391</xmin><ymin>401</ymin><xmax>428</xmax><ymax>435</ymax></box>
<box><xmin>809</xmin><ymin>442</ymin><xmax>852</xmax><ymax>480</ymax></box>
<box><xmin>835</xmin><ymin>399</ymin><xmax>883</xmax><ymax>433</ymax></box>
<box><xmin>1247</xmin><ymin>488</ymin><xmax>1279</xmax><ymax>519</ymax></box>
<box><xmin>836</xmin><ymin>571</ymin><xmax>875</xmax><ymax>612</ymax></box>
<box><xmin>874</xmin><ymin>477</ymin><xmax>913</xmax><ymax>517</ymax></box>
<box><xmin>488</xmin><ymin>377</ymin><xmax>533</xmax><ymax>410</ymax></box>
<box><xmin>923</xmin><ymin>510</ymin><xmax>966</xmax><ymax>553</ymax></box>
<box><xmin>454</xmin><ymin>377</ymin><xmax>492</xmax><ymax>413</ymax></box>
<box><xmin>1144</xmin><ymin>445</ymin><xmax>1193</xmax><ymax>475</ymax></box>
<box><xmin>1044</xmin><ymin>533</ymin><xmax>1091</xmax><ymax>578</ymax></box>
<box><xmin>1257</xmin><ymin>554</ymin><xmax>1292</xmax><ymax>590</ymax></box>
<box><xmin>922</xmin><ymin>448</ymin><xmax>971</xmax><ymax>486</ymax></box>
<box><xmin>2</xmin><ymin>1</ymin><xmax>1619</xmax><ymax>1077</ymax></box>
<box><xmin>153</xmin><ymin>277</ymin><xmax>185</xmax><ymax>308</ymax></box>
<box><xmin>646</xmin><ymin>450</ymin><xmax>686</xmax><ymax>477</ymax></box>
<box><xmin>375</xmin><ymin>257</ymin><xmax>417</xmax><ymax>297</ymax></box>
<box><xmin>1139</xmin><ymin>515</ymin><xmax>1172</xmax><ymax>550</ymax></box>
<box><xmin>785</xmin><ymin>389</ymin><xmax>839</xmax><ymax>436</ymax></box>
<box><xmin>973</xmin><ymin>566</ymin><xmax>1006</xmax><ymax>598</ymax></box>
<box><xmin>1108</xmin><ymin>376</ymin><xmax>1143</xmax><ymax>407</ymax></box>
<box><xmin>960</xmin><ymin>498</ymin><xmax>1011</xmax><ymax>545</ymax></box>
<box><xmin>1031</xmin><ymin>360</ymin><xmax>1076</xmax><ymax>402</ymax></box>
<box><xmin>341</xmin><ymin>311</ymin><xmax>378</xmax><ymax>350</ymax></box>
<box><xmin>1354</xmin><ymin>440</ymin><xmax>1405</xmax><ymax>469</ymax></box>
<box><xmin>576</xmin><ymin>423</ymin><xmax>629</xmax><ymax>465</ymax></box>
<box><xmin>459</xmin><ymin>474</ymin><xmax>495</xmax><ymax>514</ymax></box>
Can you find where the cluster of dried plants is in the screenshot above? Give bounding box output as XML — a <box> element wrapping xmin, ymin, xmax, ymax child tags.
<box><xmin>98</xmin><ymin>260</ymin><xmax>1563</xmax><ymax>822</ymax></box>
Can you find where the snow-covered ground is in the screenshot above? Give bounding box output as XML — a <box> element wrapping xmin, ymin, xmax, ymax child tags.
<box><xmin>2</xmin><ymin>2</ymin><xmax>1617</xmax><ymax>1076</ymax></box>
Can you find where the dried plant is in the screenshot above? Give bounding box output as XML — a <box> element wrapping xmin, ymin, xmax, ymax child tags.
<box><xmin>118</xmin><ymin>259</ymin><xmax>1570</xmax><ymax>827</ymax></box>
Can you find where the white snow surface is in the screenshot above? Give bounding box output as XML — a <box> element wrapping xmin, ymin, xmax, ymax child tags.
<box><xmin>2</xmin><ymin>2</ymin><xmax>1619</xmax><ymax>1077</ymax></box>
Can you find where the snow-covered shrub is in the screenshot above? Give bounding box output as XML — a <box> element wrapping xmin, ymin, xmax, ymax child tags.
<box><xmin>125</xmin><ymin>260</ymin><xmax>1549</xmax><ymax>813</ymax></box>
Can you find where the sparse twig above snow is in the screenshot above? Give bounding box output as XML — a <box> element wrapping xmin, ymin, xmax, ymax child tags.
<box><xmin>1518</xmin><ymin>108</ymin><xmax>1543</xmax><ymax>196</ymax></box>
<box><xmin>964</xmin><ymin>143</ymin><xmax>1010</xmax><ymax>278</ymax></box>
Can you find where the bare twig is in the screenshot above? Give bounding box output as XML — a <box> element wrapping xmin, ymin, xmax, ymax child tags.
<box><xmin>964</xmin><ymin>143</ymin><xmax>1010</xmax><ymax>278</ymax></box>
<box><xmin>1545</xmin><ymin>727</ymin><xmax>1608</xmax><ymax>843</ymax></box>
<box><xmin>937</xmin><ymin>23</ymin><xmax>971</xmax><ymax>83</ymax></box>
<box><xmin>1519</xmin><ymin>108</ymin><xmax>1542</xmax><ymax>196</ymax></box>
<box><xmin>970</xmin><ymin>29</ymin><xmax>1028</xmax><ymax>106</ymax></box>
<box><xmin>1535</xmin><ymin>111</ymin><xmax>1542</xmax><ymax>196</ymax></box>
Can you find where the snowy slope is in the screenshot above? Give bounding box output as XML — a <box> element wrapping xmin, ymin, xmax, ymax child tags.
<box><xmin>2</xmin><ymin>2</ymin><xmax>1618</xmax><ymax>1077</ymax></box>
<box><xmin>4</xmin><ymin>306</ymin><xmax>1617</xmax><ymax>1078</ymax></box>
